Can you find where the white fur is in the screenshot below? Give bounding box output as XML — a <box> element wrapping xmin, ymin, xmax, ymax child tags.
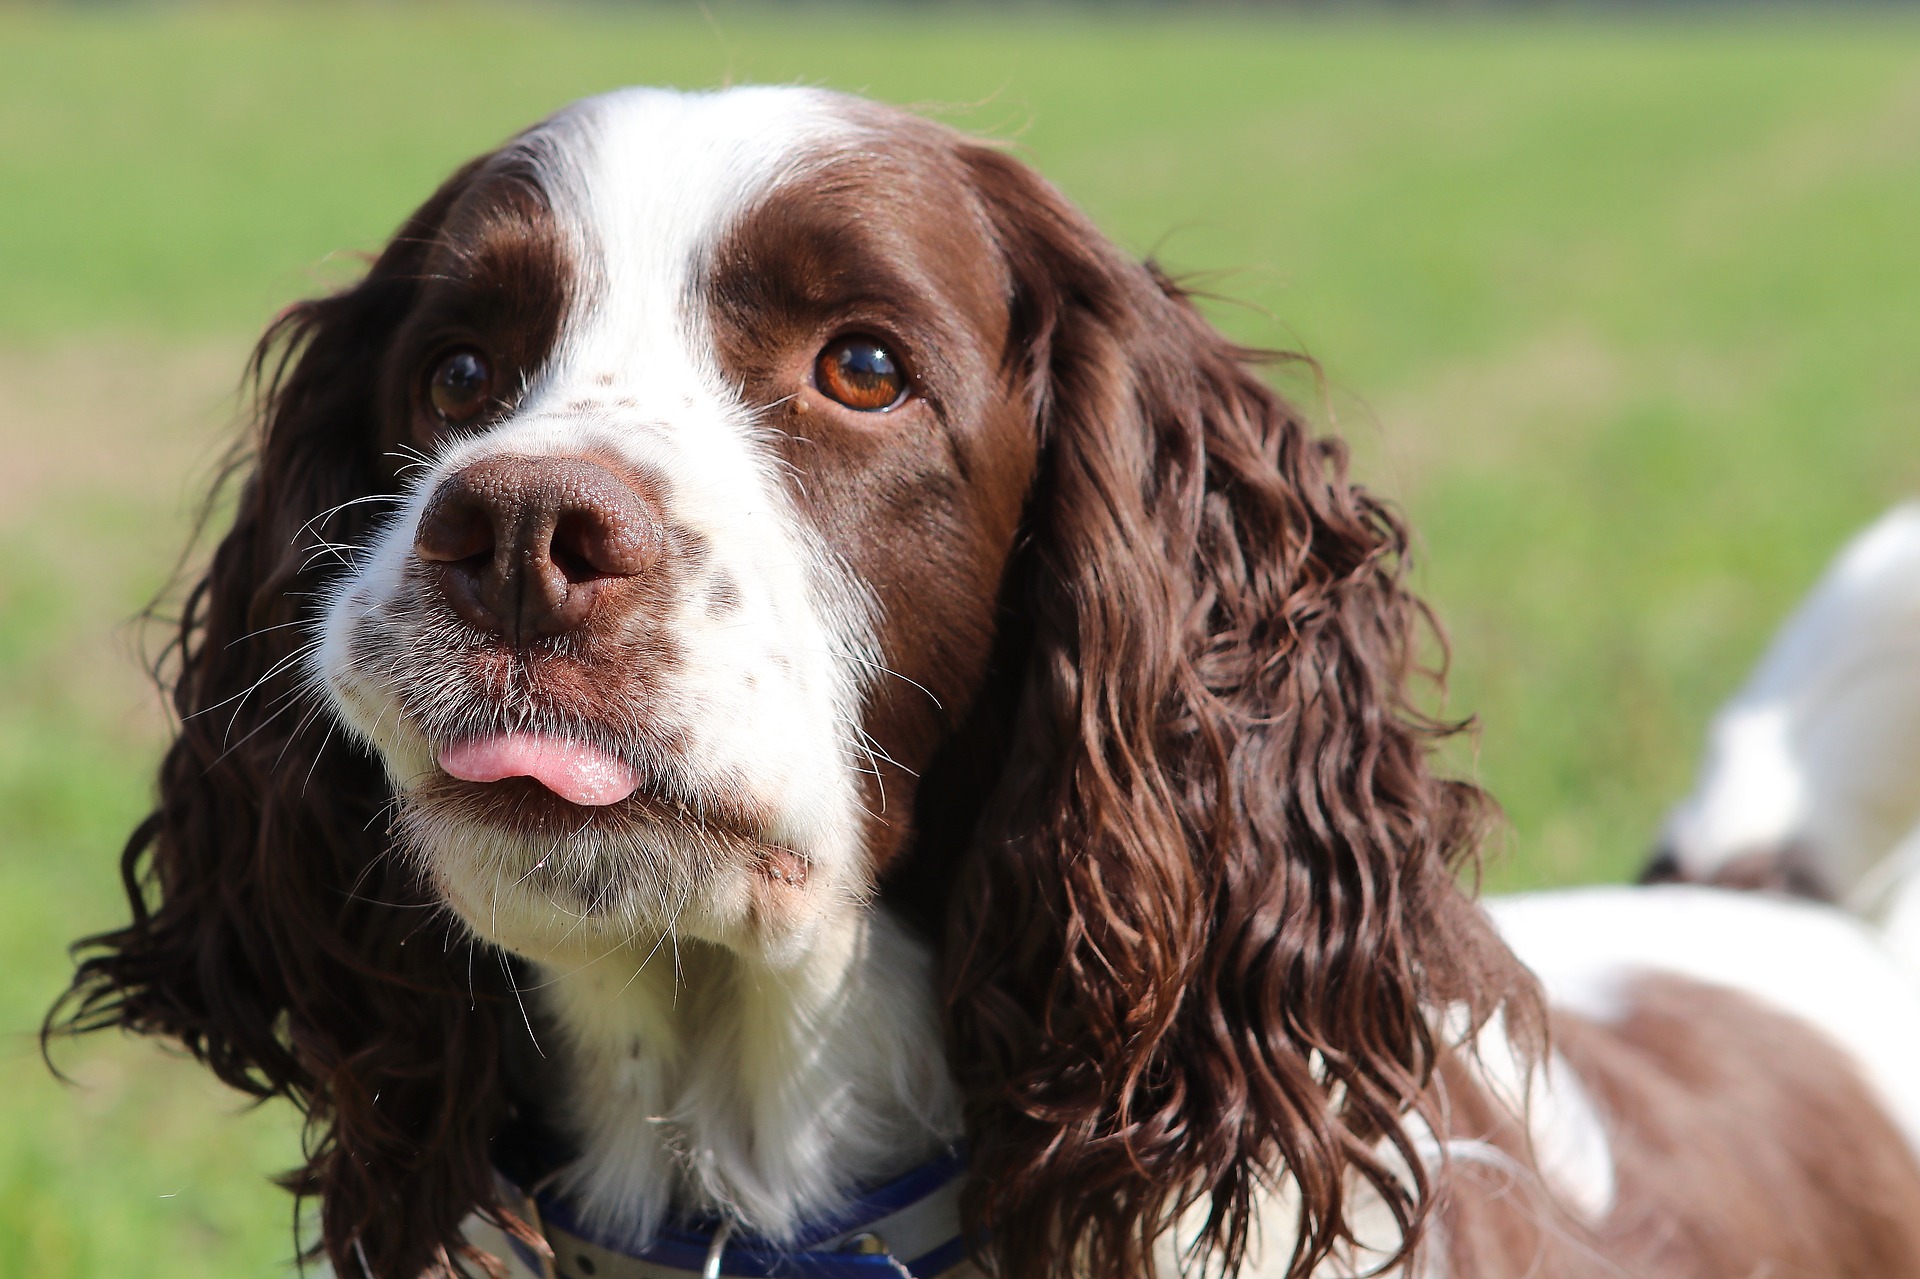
<box><xmin>1660</xmin><ymin>503</ymin><xmax>1920</xmax><ymax>901</ymax></box>
<box><xmin>541</xmin><ymin>913</ymin><xmax>957</xmax><ymax>1247</ymax></box>
<box><xmin>1461</xmin><ymin>1017</ymin><xmax>1616</xmax><ymax>1224</ymax></box>
<box><xmin>1489</xmin><ymin>884</ymin><xmax>1920</xmax><ymax>1157</ymax></box>
<box><xmin>313</xmin><ymin>87</ymin><xmax>958</xmax><ymax>1242</ymax></box>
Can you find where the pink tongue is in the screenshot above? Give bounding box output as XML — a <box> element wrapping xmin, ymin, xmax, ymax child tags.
<box><xmin>440</xmin><ymin>733</ymin><xmax>643</xmax><ymax>807</ymax></box>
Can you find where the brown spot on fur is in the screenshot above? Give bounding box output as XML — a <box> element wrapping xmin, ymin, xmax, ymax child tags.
<box><xmin>1640</xmin><ymin>843</ymin><xmax>1834</xmax><ymax>901</ymax></box>
<box><xmin>706</xmin><ymin>572</ymin><xmax>741</xmax><ymax>618</ymax></box>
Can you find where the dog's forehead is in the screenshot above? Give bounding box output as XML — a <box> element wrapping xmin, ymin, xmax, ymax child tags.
<box><xmin>551</xmin><ymin>88</ymin><xmax>855</xmax><ymax>252</ymax></box>
<box><xmin>520</xmin><ymin>88</ymin><xmax>859</xmax><ymax>380</ymax></box>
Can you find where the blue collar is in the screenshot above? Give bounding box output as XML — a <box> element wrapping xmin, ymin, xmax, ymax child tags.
<box><xmin>498</xmin><ymin>1151</ymin><xmax>970</xmax><ymax>1279</ymax></box>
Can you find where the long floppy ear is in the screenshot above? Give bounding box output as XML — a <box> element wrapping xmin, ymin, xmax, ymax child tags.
<box><xmin>944</xmin><ymin>148</ymin><xmax>1535</xmax><ymax>1279</ymax></box>
<box><xmin>47</xmin><ymin>159</ymin><xmax>524</xmax><ymax>1279</ymax></box>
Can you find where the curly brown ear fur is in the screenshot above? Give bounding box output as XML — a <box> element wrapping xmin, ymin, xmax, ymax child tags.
<box><xmin>943</xmin><ymin>148</ymin><xmax>1534</xmax><ymax>1279</ymax></box>
<box><xmin>46</xmin><ymin>159</ymin><xmax>525</xmax><ymax>1279</ymax></box>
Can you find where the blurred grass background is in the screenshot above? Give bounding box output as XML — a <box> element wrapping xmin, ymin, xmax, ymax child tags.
<box><xmin>4</xmin><ymin>4</ymin><xmax>1919</xmax><ymax>1273</ymax></box>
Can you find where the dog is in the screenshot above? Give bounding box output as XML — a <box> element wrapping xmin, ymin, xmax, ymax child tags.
<box><xmin>1647</xmin><ymin>503</ymin><xmax>1920</xmax><ymax>960</ymax></box>
<box><xmin>53</xmin><ymin>87</ymin><xmax>1920</xmax><ymax>1279</ymax></box>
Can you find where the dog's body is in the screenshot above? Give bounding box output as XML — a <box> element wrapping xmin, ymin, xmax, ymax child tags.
<box><xmin>468</xmin><ymin>884</ymin><xmax>1920</xmax><ymax>1279</ymax></box>
<box><xmin>55</xmin><ymin>88</ymin><xmax>1920</xmax><ymax>1279</ymax></box>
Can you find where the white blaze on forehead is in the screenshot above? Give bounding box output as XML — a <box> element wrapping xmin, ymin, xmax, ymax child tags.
<box><xmin>531</xmin><ymin>85</ymin><xmax>855</xmax><ymax>399</ymax></box>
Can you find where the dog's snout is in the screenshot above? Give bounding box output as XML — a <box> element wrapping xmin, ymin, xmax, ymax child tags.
<box><xmin>414</xmin><ymin>455</ymin><xmax>656</xmax><ymax>643</ymax></box>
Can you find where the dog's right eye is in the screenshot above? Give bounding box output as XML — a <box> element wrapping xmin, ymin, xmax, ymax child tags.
<box><xmin>814</xmin><ymin>335</ymin><xmax>907</xmax><ymax>413</ymax></box>
<box><xmin>427</xmin><ymin>348</ymin><xmax>494</xmax><ymax>425</ymax></box>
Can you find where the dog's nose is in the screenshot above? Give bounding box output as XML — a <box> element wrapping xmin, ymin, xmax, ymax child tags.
<box><xmin>414</xmin><ymin>456</ymin><xmax>656</xmax><ymax>643</ymax></box>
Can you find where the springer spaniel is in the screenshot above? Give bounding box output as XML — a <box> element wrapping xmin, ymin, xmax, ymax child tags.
<box><xmin>53</xmin><ymin>87</ymin><xmax>1920</xmax><ymax>1279</ymax></box>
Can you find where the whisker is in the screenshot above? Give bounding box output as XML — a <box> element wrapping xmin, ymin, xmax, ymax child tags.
<box><xmin>499</xmin><ymin>952</ymin><xmax>546</xmax><ymax>1060</ymax></box>
<box><xmin>297</xmin><ymin>492</ymin><xmax>406</xmax><ymax>542</ymax></box>
<box><xmin>187</xmin><ymin>636</ymin><xmax>325</xmax><ymax>728</ymax></box>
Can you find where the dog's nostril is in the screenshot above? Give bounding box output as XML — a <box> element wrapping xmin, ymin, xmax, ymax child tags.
<box><xmin>551</xmin><ymin>508</ymin><xmax>647</xmax><ymax>584</ymax></box>
<box><xmin>550</xmin><ymin>537</ymin><xmax>598</xmax><ymax>586</ymax></box>
<box><xmin>414</xmin><ymin>496</ymin><xmax>497</xmax><ymax>566</ymax></box>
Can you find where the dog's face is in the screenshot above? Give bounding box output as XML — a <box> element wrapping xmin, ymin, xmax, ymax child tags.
<box><xmin>316</xmin><ymin>89</ymin><xmax>1036</xmax><ymax>963</ymax></box>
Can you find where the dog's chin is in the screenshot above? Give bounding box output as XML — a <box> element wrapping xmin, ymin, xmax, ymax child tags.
<box><xmin>419</xmin><ymin>774</ymin><xmax>669</xmax><ymax>837</ymax></box>
<box><xmin>400</xmin><ymin>775</ymin><xmax>829</xmax><ymax>964</ymax></box>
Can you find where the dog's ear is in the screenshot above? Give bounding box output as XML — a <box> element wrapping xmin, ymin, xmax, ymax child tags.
<box><xmin>48</xmin><ymin>158</ymin><xmax>526</xmax><ymax>1279</ymax></box>
<box><xmin>944</xmin><ymin>147</ymin><xmax>1533</xmax><ymax>1279</ymax></box>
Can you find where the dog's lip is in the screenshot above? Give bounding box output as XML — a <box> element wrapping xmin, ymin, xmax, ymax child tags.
<box><xmin>438</xmin><ymin>731</ymin><xmax>643</xmax><ymax>806</ymax></box>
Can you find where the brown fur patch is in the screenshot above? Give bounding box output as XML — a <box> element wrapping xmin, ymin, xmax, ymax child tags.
<box><xmin>1640</xmin><ymin>843</ymin><xmax>1834</xmax><ymax>900</ymax></box>
<box><xmin>378</xmin><ymin>155</ymin><xmax>573</xmax><ymax>469</ymax></box>
<box><xmin>1440</xmin><ymin>975</ymin><xmax>1920</xmax><ymax>1278</ymax></box>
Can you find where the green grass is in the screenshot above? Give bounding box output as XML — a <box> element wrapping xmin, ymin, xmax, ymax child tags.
<box><xmin>4</xmin><ymin>5</ymin><xmax>1920</xmax><ymax>1273</ymax></box>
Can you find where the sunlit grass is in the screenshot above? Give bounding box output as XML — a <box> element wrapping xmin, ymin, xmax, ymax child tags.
<box><xmin>4</xmin><ymin>5</ymin><xmax>1919</xmax><ymax>1273</ymax></box>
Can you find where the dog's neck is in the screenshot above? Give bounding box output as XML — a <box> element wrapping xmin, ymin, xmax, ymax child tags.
<box><xmin>522</xmin><ymin>910</ymin><xmax>1581</xmax><ymax>1277</ymax></box>
<box><xmin>534</xmin><ymin>909</ymin><xmax>961</xmax><ymax>1249</ymax></box>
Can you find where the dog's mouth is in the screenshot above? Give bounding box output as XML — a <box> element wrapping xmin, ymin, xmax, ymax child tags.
<box><xmin>439</xmin><ymin>731</ymin><xmax>643</xmax><ymax>806</ymax></box>
<box><xmin>419</xmin><ymin>728</ymin><xmax>810</xmax><ymax>887</ymax></box>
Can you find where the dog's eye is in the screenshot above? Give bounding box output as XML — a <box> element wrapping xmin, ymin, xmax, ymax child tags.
<box><xmin>427</xmin><ymin>348</ymin><xmax>494</xmax><ymax>424</ymax></box>
<box><xmin>814</xmin><ymin>336</ymin><xmax>907</xmax><ymax>412</ymax></box>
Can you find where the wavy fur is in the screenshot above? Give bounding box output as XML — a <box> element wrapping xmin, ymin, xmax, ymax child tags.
<box><xmin>938</xmin><ymin>146</ymin><xmax>1527</xmax><ymax>1279</ymax></box>
<box><xmin>48</xmin><ymin>159</ymin><xmax>528</xmax><ymax>1279</ymax></box>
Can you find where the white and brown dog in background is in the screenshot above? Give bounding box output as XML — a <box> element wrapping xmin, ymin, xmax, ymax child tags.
<box><xmin>54</xmin><ymin>87</ymin><xmax>1920</xmax><ymax>1279</ymax></box>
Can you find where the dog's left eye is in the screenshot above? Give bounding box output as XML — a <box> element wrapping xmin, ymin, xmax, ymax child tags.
<box><xmin>814</xmin><ymin>336</ymin><xmax>907</xmax><ymax>412</ymax></box>
<box><xmin>427</xmin><ymin>347</ymin><xmax>495</xmax><ymax>425</ymax></box>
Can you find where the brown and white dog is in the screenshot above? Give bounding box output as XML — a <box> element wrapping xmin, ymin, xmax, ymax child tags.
<box><xmin>53</xmin><ymin>87</ymin><xmax>1920</xmax><ymax>1279</ymax></box>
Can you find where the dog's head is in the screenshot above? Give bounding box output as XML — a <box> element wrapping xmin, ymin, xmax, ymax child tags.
<box><xmin>313</xmin><ymin>89</ymin><xmax>1047</xmax><ymax>967</ymax></box>
<box><xmin>58</xmin><ymin>88</ymin><xmax>1525</xmax><ymax>1279</ymax></box>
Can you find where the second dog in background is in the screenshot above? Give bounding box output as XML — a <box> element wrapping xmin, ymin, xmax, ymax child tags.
<box><xmin>1649</xmin><ymin>503</ymin><xmax>1920</xmax><ymax>961</ymax></box>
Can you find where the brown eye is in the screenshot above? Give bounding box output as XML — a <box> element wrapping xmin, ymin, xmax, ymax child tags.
<box><xmin>427</xmin><ymin>347</ymin><xmax>494</xmax><ymax>424</ymax></box>
<box><xmin>814</xmin><ymin>336</ymin><xmax>906</xmax><ymax>412</ymax></box>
